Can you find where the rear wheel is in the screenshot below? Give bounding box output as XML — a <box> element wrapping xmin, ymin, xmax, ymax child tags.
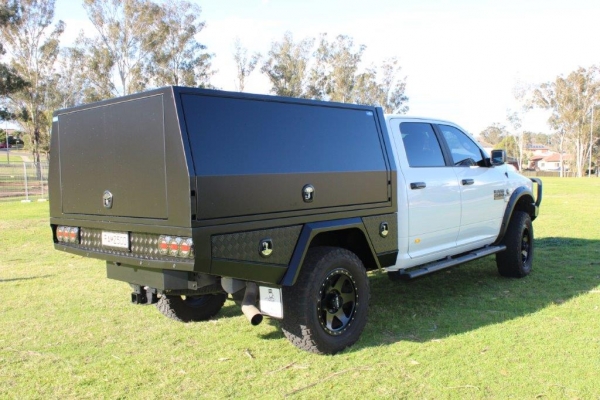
<box><xmin>496</xmin><ymin>211</ymin><xmax>533</xmax><ymax>278</ymax></box>
<box><xmin>156</xmin><ymin>293</ymin><xmax>226</xmax><ymax>322</ymax></box>
<box><xmin>280</xmin><ymin>247</ymin><xmax>369</xmax><ymax>354</ymax></box>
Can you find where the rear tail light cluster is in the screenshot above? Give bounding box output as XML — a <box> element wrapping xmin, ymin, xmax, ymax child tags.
<box><xmin>158</xmin><ymin>236</ymin><xmax>194</xmax><ymax>259</ymax></box>
<box><xmin>56</xmin><ymin>226</ymin><xmax>80</xmax><ymax>244</ymax></box>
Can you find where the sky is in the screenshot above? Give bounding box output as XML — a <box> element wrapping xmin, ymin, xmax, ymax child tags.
<box><xmin>53</xmin><ymin>0</ymin><xmax>600</xmax><ymax>135</ymax></box>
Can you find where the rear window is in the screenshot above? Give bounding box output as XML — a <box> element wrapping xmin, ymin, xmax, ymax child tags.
<box><xmin>399</xmin><ymin>122</ymin><xmax>446</xmax><ymax>168</ymax></box>
<box><xmin>181</xmin><ymin>94</ymin><xmax>387</xmax><ymax>175</ymax></box>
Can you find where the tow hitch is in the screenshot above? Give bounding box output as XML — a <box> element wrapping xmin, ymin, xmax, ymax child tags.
<box><xmin>130</xmin><ymin>285</ymin><xmax>158</xmax><ymax>305</ymax></box>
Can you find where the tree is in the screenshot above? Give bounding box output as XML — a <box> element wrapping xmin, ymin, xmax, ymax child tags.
<box><xmin>262</xmin><ymin>32</ymin><xmax>409</xmax><ymax>113</ymax></box>
<box><xmin>507</xmin><ymin>110</ymin><xmax>525</xmax><ymax>170</ymax></box>
<box><xmin>261</xmin><ymin>31</ymin><xmax>314</xmax><ymax>98</ymax></box>
<box><xmin>353</xmin><ymin>58</ymin><xmax>408</xmax><ymax>114</ymax></box>
<box><xmin>479</xmin><ymin>123</ymin><xmax>508</xmax><ymax>146</ymax></box>
<box><xmin>149</xmin><ymin>0</ymin><xmax>213</xmax><ymax>88</ymax></box>
<box><xmin>0</xmin><ymin>0</ymin><xmax>64</xmax><ymax>165</ymax></box>
<box><xmin>232</xmin><ymin>37</ymin><xmax>260</xmax><ymax>92</ymax></box>
<box><xmin>308</xmin><ymin>34</ymin><xmax>365</xmax><ymax>102</ymax></box>
<box><xmin>82</xmin><ymin>0</ymin><xmax>166</xmax><ymax>97</ymax></box>
<box><xmin>0</xmin><ymin>3</ymin><xmax>29</xmax><ymax>121</ymax></box>
<box><xmin>530</xmin><ymin>66</ymin><xmax>600</xmax><ymax>177</ymax></box>
<box><xmin>496</xmin><ymin>136</ymin><xmax>519</xmax><ymax>158</ymax></box>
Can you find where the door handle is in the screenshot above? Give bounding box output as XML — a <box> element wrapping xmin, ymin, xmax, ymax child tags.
<box><xmin>462</xmin><ymin>179</ymin><xmax>474</xmax><ymax>186</ymax></box>
<box><xmin>410</xmin><ymin>182</ymin><xmax>426</xmax><ymax>190</ymax></box>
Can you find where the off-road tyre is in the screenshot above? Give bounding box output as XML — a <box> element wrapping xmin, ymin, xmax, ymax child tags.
<box><xmin>280</xmin><ymin>246</ymin><xmax>369</xmax><ymax>354</ymax></box>
<box><xmin>496</xmin><ymin>211</ymin><xmax>533</xmax><ymax>278</ymax></box>
<box><xmin>156</xmin><ymin>293</ymin><xmax>227</xmax><ymax>322</ymax></box>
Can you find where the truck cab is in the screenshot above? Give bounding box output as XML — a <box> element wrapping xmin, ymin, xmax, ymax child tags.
<box><xmin>384</xmin><ymin>116</ymin><xmax>540</xmax><ymax>276</ymax></box>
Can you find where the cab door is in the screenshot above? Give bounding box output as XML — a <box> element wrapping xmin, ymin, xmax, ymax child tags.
<box><xmin>436</xmin><ymin>124</ymin><xmax>508</xmax><ymax>246</ymax></box>
<box><xmin>389</xmin><ymin>121</ymin><xmax>461</xmax><ymax>259</ymax></box>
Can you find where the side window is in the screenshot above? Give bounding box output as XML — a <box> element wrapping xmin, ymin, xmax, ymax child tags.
<box><xmin>438</xmin><ymin>125</ymin><xmax>484</xmax><ymax>166</ymax></box>
<box><xmin>399</xmin><ymin>122</ymin><xmax>446</xmax><ymax>167</ymax></box>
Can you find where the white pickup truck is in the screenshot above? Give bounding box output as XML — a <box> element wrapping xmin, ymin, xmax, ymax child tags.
<box><xmin>49</xmin><ymin>87</ymin><xmax>542</xmax><ymax>354</ymax></box>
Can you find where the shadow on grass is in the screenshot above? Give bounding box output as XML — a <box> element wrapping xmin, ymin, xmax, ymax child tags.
<box><xmin>0</xmin><ymin>274</ymin><xmax>54</xmax><ymax>283</ymax></box>
<box><xmin>353</xmin><ymin>237</ymin><xmax>600</xmax><ymax>350</ymax></box>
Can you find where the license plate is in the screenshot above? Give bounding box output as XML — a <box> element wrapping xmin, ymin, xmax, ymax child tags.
<box><xmin>101</xmin><ymin>231</ymin><xmax>129</xmax><ymax>249</ymax></box>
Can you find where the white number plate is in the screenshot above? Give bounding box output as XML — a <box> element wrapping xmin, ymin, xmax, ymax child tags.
<box><xmin>101</xmin><ymin>231</ymin><xmax>129</xmax><ymax>249</ymax></box>
<box><xmin>259</xmin><ymin>286</ymin><xmax>283</xmax><ymax>319</ymax></box>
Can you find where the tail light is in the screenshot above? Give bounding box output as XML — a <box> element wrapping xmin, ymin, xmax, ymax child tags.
<box><xmin>158</xmin><ymin>235</ymin><xmax>194</xmax><ymax>259</ymax></box>
<box><xmin>56</xmin><ymin>226</ymin><xmax>80</xmax><ymax>244</ymax></box>
<box><xmin>169</xmin><ymin>237</ymin><xmax>182</xmax><ymax>257</ymax></box>
<box><xmin>158</xmin><ymin>236</ymin><xmax>171</xmax><ymax>256</ymax></box>
<box><xmin>179</xmin><ymin>238</ymin><xmax>193</xmax><ymax>258</ymax></box>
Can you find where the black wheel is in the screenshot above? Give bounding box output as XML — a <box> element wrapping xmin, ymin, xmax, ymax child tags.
<box><xmin>280</xmin><ymin>247</ymin><xmax>369</xmax><ymax>354</ymax></box>
<box><xmin>496</xmin><ymin>211</ymin><xmax>534</xmax><ymax>278</ymax></box>
<box><xmin>156</xmin><ymin>293</ymin><xmax>226</xmax><ymax>322</ymax></box>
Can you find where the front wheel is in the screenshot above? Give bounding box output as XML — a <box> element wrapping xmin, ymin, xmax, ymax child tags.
<box><xmin>496</xmin><ymin>211</ymin><xmax>534</xmax><ymax>278</ymax></box>
<box><xmin>280</xmin><ymin>247</ymin><xmax>369</xmax><ymax>354</ymax></box>
<box><xmin>156</xmin><ymin>293</ymin><xmax>226</xmax><ymax>322</ymax></box>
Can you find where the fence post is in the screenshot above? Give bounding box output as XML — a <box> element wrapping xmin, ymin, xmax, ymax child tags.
<box><xmin>21</xmin><ymin>162</ymin><xmax>31</xmax><ymax>203</ymax></box>
<box><xmin>38</xmin><ymin>162</ymin><xmax>47</xmax><ymax>202</ymax></box>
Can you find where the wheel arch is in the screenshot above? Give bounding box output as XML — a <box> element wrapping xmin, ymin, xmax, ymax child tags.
<box><xmin>493</xmin><ymin>186</ymin><xmax>536</xmax><ymax>245</ymax></box>
<box><xmin>279</xmin><ymin>218</ymin><xmax>379</xmax><ymax>286</ymax></box>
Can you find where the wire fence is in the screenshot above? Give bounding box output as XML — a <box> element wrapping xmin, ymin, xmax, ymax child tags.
<box><xmin>0</xmin><ymin>162</ymin><xmax>49</xmax><ymax>202</ymax></box>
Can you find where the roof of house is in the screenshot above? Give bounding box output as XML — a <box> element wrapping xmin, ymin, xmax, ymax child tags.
<box><xmin>527</xmin><ymin>143</ymin><xmax>549</xmax><ymax>150</ymax></box>
<box><xmin>542</xmin><ymin>153</ymin><xmax>571</xmax><ymax>162</ymax></box>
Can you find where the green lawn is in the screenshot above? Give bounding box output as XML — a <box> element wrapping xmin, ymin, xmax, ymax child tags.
<box><xmin>1</xmin><ymin>177</ymin><xmax>599</xmax><ymax>398</ymax></box>
<box><xmin>0</xmin><ymin>153</ymin><xmax>23</xmax><ymax>163</ymax></box>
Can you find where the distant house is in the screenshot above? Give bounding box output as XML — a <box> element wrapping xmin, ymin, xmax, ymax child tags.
<box><xmin>528</xmin><ymin>154</ymin><xmax>546</xmax><ymax>170</ymax></box>
<box><xmin>537</xmin><ymin>153</ymin><xmax>571</xmax><ymax>172</ymax></box>
<box><xmin>525</xmin><ymin>143</ymin><xmax>553</xmax><ymax>170</ymax></box>
<box><xmin>526</xmin><ymin>143</ymin><xmax>550</xmax><ymax>154</ymax></box>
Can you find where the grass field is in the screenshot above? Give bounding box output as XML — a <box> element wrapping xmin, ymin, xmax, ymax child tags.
<box><xmin>0</xmin><ymin>153</ymin><xmax>23</xmax><ymax>163</ymax></box>
<box><xmin>1</xmin><ymin>177</ymin><xmax>599</xmax><ymax>398</ymax></box>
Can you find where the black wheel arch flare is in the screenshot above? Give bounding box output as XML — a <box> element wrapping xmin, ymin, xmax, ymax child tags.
<box><xmin>493</xmin><ymin>183</ymin><xmax>540</xmax><ymax>245</ymax></box>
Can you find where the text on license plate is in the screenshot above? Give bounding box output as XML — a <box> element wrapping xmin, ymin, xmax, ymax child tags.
<box><xmin>101</xmin><ymin>231</ymin><xmax>129</xmax><ymax>249</ymax></box>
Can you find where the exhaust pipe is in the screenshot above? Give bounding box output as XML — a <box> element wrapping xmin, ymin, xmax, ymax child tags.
<box><xmin>241</xmin><ymin>282</ymin><xmax>263</xmax><ymax>326</ymax></box>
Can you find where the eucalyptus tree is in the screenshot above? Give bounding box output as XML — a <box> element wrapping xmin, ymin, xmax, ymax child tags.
<box><xmin>233</xmin><ymin>37</ymin><xmax>260</xmax><ymax>92</ymax></box>
<box><xmin>82</xmin><ymin>0</ymin><xmax>166</xmax><ymax>97</ymax></box>
<box><xmin>263</xmin><ymin>32</ymin><xmax>408</xmax><ymax>114</ymax></box>
<box><xmin>531</xmin><ymin>66</ymin><xmax>600</xmax><ymax>177</ymax></box>
<box><xmin>0</xmin><ymin>3</ymin><xmax>29</xmax><ymax>121</ymax></box>
<box><xmin>149</xmin><ymin>0</ymin><xmax>213</xmax><ymax>88</ymax></box>
<box><xmin>0</xmin><ymin>0</ymin><xmax>63</xmax><ymax>164</ymax></box>
<box><xmin>479</xmin><ymin>123</ymin><xmax>508</xmax><ymax>147</ymax></box>
<box><xmin>352</xmin><ymin>57</ymin><xmax>408</xmax><ymax>114</ymax></box>
<box><xmin>308</xmin><ymin>34</ymin><xmax>365</xmax><ymax>102</ymax></box>
<box><xmin>261</xmin><ymin>32</ymin><xmax>314</xmax><ymax>98</ymax></box>
<box><xmin>507</xmin><ymin>110</ymin><xmax>525</xmax><ymax>170</ymax></box>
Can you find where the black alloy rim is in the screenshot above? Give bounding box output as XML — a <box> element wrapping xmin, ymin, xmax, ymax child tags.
<box><xmin>317</xmin><ymin>268</ymin><xmax>358</xmax><ymax>335</ymax></box>
<box><xmin>521</xmin><ymin>228</ymin><xmax>531</xmax><ymax>264</ymax></box>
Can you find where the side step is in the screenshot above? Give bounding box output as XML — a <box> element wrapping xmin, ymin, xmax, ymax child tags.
<box><xmin>388</xmin><ymin>245</ymin><xmax>506</xmax><ymax>280</ymax></box>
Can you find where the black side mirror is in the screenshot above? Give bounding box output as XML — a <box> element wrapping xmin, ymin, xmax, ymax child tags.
<box><xmin>491</xmin><ymin>149</ymin><xmax>506</xmax><ymax>166</ymax></box>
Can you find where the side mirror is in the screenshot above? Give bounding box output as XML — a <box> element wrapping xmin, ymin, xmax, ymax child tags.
<box><xmin>491</xmin><ymin>149</ymin><xmax>506</xmax><ymax>166</ymax></box>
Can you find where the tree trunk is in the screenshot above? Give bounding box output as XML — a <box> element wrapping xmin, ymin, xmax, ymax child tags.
<box><xmin>33</xmin><ymin>127</ymin><xmax>42</xmax><ymax>180</ymax></box>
